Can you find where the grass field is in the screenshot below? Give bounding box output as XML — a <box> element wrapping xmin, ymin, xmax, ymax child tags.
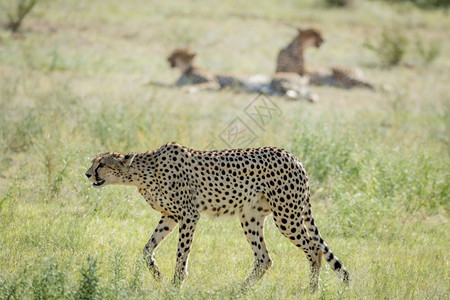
<box><xmin>0</xmin><ymin>0</ymin><xmax>449</xmax><ymax>299</ymax></box>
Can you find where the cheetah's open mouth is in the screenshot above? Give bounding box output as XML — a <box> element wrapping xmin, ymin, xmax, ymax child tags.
<box><xmin>93</xmin><ymin>179</ymin><xmax>105</xmax><ymax>187</ymax></box>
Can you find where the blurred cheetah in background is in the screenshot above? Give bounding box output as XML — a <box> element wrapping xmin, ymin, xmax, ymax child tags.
<box><xmin>168</xmin><ymin>48</ymin><xmax>270</xmax><ymax>93</ymax></box>
<box><xmin>168</xmin><ymin>48</ymin><xmax>318</xmax><ymax>102</ymax></box>
<box><xmin>276</xmin><ymin>28</ymin><xmax>374</xmax><ymax>90</ymax></box>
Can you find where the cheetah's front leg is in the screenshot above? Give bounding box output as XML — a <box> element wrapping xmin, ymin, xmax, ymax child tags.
<box><xmin>143</xmin><ymin>214</ymin><xmax>178</xmax><ymax>280</ymax></box>
<box><xmin>173</xmin><ymin>210</ymin><xmax>200</xmax><ymax>287</ymax></box>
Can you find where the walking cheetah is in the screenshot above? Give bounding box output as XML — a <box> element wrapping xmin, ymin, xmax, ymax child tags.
<box><xmin>276</xmin><ymin>28</ymin><xmax>374</xmax><ymax>90</ymax></box>
<box><xmin>168</xmin><ymin>48</ymin><xmax>319</xmax><ymax>102</ymax></box>
<box><xmin>85</xmin><ymin>142</ymin><xmax>349</xmax><ymax>291</ymax></box>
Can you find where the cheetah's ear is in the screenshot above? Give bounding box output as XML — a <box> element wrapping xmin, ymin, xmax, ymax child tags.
<box><xmin>123</xmin><ymin>154</ymin><xmax>136</xmax><ymax>168</ymax></box>
<box><xmin>297</xmin><ymin>28</ymin><xmax>304</xmax><ymax>34</ymax></box>
<box><xmin>188</xmin><ymin>52</ymin><xmax>196</xmax><ymax>60</ymax></box>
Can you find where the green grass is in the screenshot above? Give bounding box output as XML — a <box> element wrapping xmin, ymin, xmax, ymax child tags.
<box><xmin>0</xmin><ymin>0</ymin><xmax>449</xmax><ymax>299</ymax></box>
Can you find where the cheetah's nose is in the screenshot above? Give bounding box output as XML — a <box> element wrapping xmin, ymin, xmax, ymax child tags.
<box><xmin>85</xmin><ymin>173</ymin><xmax>92</xmax><ymax>178</ymax></box>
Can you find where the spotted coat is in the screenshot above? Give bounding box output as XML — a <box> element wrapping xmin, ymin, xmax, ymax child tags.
<box><xmin>85</xmin><ymin>142</ymin><xmax>349</xmax><ymax>290</ymax></box>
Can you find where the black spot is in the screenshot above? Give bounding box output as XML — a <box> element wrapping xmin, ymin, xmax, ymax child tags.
<box><xmin>334</xmin><ymin>260</ymin><xmax>342</xmax><ymax>270</ymax></box>
<box><xmin>327</xmin><ymin>253</ymin><xmax>334</xmax><ymax>262</ymax></box>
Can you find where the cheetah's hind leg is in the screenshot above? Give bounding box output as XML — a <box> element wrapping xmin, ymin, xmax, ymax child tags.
<box><xmin>239</xmin><ymin>195</ymin><xmax>273</xmax><ymax>287</ymax></box>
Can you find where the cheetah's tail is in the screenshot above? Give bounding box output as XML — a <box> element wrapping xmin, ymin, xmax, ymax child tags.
<box><xmin>302</xmin><ymin>204</ymin><xmax>349</xmax><ymax>283</ymax></box>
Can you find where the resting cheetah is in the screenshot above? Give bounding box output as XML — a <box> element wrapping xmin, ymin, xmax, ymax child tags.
<box><xmin>85</xmin><ymin>142</ymin><xmax>349</xmax><ymax>291</ymax></box>
<box><xmin>276</xmin><ymin>28</ymin><xmax>374</xmax><ymax>90</ymax></box>
<box><xmin>276</xmin><ymin>28</ymin><xmax>324</xmax><ymax>76</ymax></box>
<box><xmin>168</xmin><ymin>48</ymin><xmax>270</xmax><ymax>93</ymax></box>
<box><xmin>168</xmin><ymin>48</ymin><xmax>319</xmax><ymax>102</ymax></box>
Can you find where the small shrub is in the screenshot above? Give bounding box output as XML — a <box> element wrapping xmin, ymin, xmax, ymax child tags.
<box><xmin>75</xmin><ymin>256</ymin><xmax>99</xmax><ymax>300</ymax></box>
<box><xmin>364</xmin><ymin>28</ymin><xmax>409</xmax><ymax>66</ymax></box>
<box><xmin>109</xmin><ymin>249</ymin><xmax>125</xmax><ymax>298</ymax></box>
<box><xmin>0</xmin><ymin>112</ymin><xmax>43</xmax><ymax>153</ymax></box>
<box><xmin>379</xmin><ymin>0</ymin><xmax>450</xmax><ymax>9</ymax></box>
<box><xmin>0</xmin><ymin>278</ymin><xmax>18</xmax><ymax>300</ymax></box>
<box><xmin>416</xmin><ymin>37</ymin><xmax>441</xmax><ymax>64</ymax></box>
<box><xmin>290</xmin><ymin>123</ymin><xmax>358</xmax><ymax>185</ymax></box>
<box><xmin>32</xmin><ymin>261</ymin><xmax>66</xmax><ymax>299</ymax></box>
<box><xmin>128</xmin><ymin>258</ymin><xmax>144</xmax><ymax>292</ymax></box>
<box><xmin>322</xmin><ymin>0</ymin><xmax>353</xmax><ymax>7</ymax></box>
<box><xmin>1</xmin><ymin>0</ymin><xmax>39</xmax><ymax>32</ymax></box>
<box><xmin>0</xmin><ymin>268</ymin><xmax>30</xmax><ymax>299</ymax></box>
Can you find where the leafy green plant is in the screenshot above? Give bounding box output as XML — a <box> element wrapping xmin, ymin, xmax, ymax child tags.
<box><xmin>32</xmin><ymin>260</ymin><xmax>67</xmax><ymax>299</ymax></box>
<box><xmin>364</xmin><ymin>28</ymin><xmax>409</xmax><ymax>66</ymax></box>
<box><xmin>0</xmin><ymin>268</ymin><xmax>30</xmax><ymax>299</ymax></box>
<box><xmin>75</xmin><ymin>256</ymin><xmax>100</xmax><ymax>300</ymax></box>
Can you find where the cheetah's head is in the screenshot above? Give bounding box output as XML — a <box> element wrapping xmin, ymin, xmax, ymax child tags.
<box><xmin>85</xmin><ymin>152</ymin><xmax>136</xmax><ymax>188</ymax></box>
<box><xmin>297</xmin><ymin>28</ymin><xmax>324</xmax><ymax>49</ymax></box>
<box><xmin>167</xmin><ymin>48</ymin><xmax>196</xmax><ymax>69</ymax></box>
